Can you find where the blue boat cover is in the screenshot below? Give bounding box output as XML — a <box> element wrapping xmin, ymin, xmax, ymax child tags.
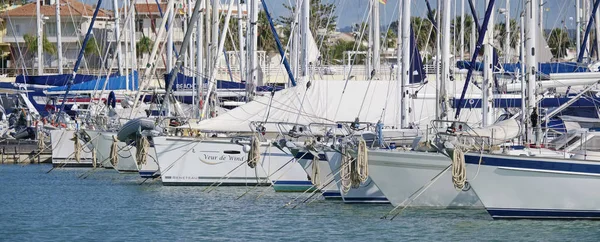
<box><xmin>46</xmin><ymin>71</ymin><xmax>138</xmax><ymax>92</ymax></box>
<box><xmin>15</xmin><ymin>73</ymin><xmax>117</xmax><ymax>86</ymax></box>
<box><xmin>456</xmin><ymin>61</ymin><xmax>590</xmax><ymax>75</ymax></box>
<box><xmin>164</xmin><ymin>72</ymin><xmax>284</xmax><ymax>92</ymax></box>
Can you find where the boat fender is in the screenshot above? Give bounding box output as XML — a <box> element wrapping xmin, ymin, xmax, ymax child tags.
<box><xmin>107</xmin><ymin>91</ymin><xmax>116</xmax><ymax>108</ymax></box>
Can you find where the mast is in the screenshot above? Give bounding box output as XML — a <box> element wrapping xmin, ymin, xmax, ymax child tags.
<box><xmin>482</xmin><ymin>0</ymin><xmax>494</xmax><ymax>126</ymax></box>
<box><xmin>212</xmin><ymin>0</ymin><xmax>219</xmax><ymax>78</ymax></box>
<box><xmin>526</xmin><ymin>0</ymin><xmax>539</xmax><ymax>145</ymax></box>
<box><xmin>454</xmin><ymin>0</ymin><xmax>496</xmax><ymax>120</ymax></box>
<box><xmin>520</xmin><ymin>12</ymin><xmax>526</xmax><ymax>138</ymax></box>
<box><xmin>539</xmin><ymin>0</ymin><xmax>543</xmax><ymax>28</ymax></box>
<box><xmin>400</xmin><ymin>0</ymin><xmax>410</xmax><ymax>128</ymax></box>
<box><xmin>247</xmin><ymin>0</ymin><xmax>258</xmax><ymax>97</ymax></box>
<box><xmin>201</xmin><ymin>0</ymin><xmax>235</xmax><ymax>118</ymax></box>
<box><xmin>55</xmin><ymin>0</ymin><xmax>63</xmax><ymax>74</ymax></box>
<box><xmin>130</xmin><ymin>0</ymin><xmax>137</xmax><ymax>74</ymax></box>
<box><xmin>205</xmin><ymin>0</ymin><xmax>211</xmax><ymax>76</ymax></box>
<box><xmin>183</xmin><ymin>2</ymin><xmax>188</xmax><ymax>76</ymax></box>
<box><xmin>112</xmin><ymin>0</ymin><xmax>123</xmax><ymax>75</ymax></box>
<box><xmin>124</xmin><ymin>0</ymin><xmax>130</xmax><ymax>91</ymax></box>
<box><xmin>237</xmin><ymin>0</ymin><xmax>245</xmax><ymax>83</ymax></box>
<box><xmin>55</xmin><ymin>0</ymin><xmax>104</xmax><ymax>122</ymax></box>
<box><xmin>196</xmin><ymin>1</ymin><xmax>204</xmax><ymax>118</ymax></box>
<box><xmin>504</xmin><ymin>0</ymin><xmax>510</xmax><ymax>62</ymax></box>
<box><xmin>130</xmin><ymin>2</ymin><xmax>175</xmax><ymax>114</ymax></box>
<box><xmin>596</xmin><ymin>5</ymin><xmax>600</xmax><ymax>60</ymax></box>
<box><xmin>367</xmin><ymin>11</ymin><xmax>372</xmax><ymax>79</ymax></box>
<box><xmin>433</xmin><ymin>0</ymin><xmax>440</xmax><ymax>120</ymax></box>
<box><xmin>164</xmin><ymin>0</ymin><xmax>219</xmax><ymax>118</ymax></box>
<box><xmin>36</xmin><ymin>0</ymin><xmax>42</xmax><ymax>75</ymax></box>
<box><xmin>167</xmin><ymin>2</ymin><xmax>174</xmax><ymax>73</ymax></box>
<box><xmin>576</xmin><ymin>0</ymin><xmax>581</xmax><ymax>56</ymax></box>
<box><xmin>440</xmin><ymin>0</ymin><xmax>450</xmax><ymax>121</ymax></box>
<box><xmin>301</xmin><ymin>0</ymin><xmax>309</xmax><ymax>77</ymax></box>
<box><xmin>469</xmin><ymin>0</ymin><xmax>476</xmax><ymax>56</ymax></box>
<box><xmin>372</xmin><ymin>0</ymin><xmax>380</xmax><ymax>77</ymax></box>
<box><xmin>577</xmin><ymin>0</ymin><xmax>600</xmax><ymax>63</ymax></box>
<box><xmin>460</xmin><ymin>0</ymin><xmax>465</xmax><ymax>61</ymax></box>
<box><xmin>395</xmin><ymin>0</ymin><xmax>401</xmax><ymax>128</ymax></box>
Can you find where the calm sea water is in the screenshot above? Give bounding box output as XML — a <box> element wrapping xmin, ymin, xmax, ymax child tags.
<box><xmin>1</xmin><ymin>164</ymin><xmax>599</xmax><ymax>241</ymax></box>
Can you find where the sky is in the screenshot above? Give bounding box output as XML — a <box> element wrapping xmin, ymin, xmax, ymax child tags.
<box><xmin>264</xmin><ymin>0</ymin><xmax>579</xmax><ymax>30</ymax></box>
<box><xmin>86</xmin><ymin>0</ymin><xmax>580</xmax><ymax>30</ymax></box>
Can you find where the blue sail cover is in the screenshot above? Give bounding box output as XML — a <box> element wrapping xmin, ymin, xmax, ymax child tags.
<box><xmin>164</xmin><ymin>73</ymin><xmax>284</xmax><ymax>92</ymax></box>
<box><xmin>409</xmin><ymin>27</ymin><xmax>426</xmax><ymax>84</ymax></box>
<box><xmin>456</xmin><ymin>61</ymin><xmax>590</xmax><ymax>74</ymax></box>
<box><xmin>46</xmin><ymin>71</ymin><xmax>138</xmax><ymax>92</ymax></box>
<box><xmin>15</xmin><ymin>73</ymin><xmax>116</xmax><ymax>86</ymax></box>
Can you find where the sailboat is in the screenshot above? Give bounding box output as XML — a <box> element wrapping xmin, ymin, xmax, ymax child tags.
<box><xmin>438</xmin><ymin>0</ymin><xmax>600</xmax><ymax>219</ymax></box>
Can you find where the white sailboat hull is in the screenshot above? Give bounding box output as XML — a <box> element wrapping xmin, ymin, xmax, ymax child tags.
<box><xmin>464</xmin><ymin>152</ymin><xmax>600</xmax><ymax>219</ymax></box>
<box><xmin>368</xmin><ymin>150</ymin><xmax>482</xmax><ymax>208</ymax></box>
<box><xmin>295</xmin><ymin>151</ymin><xmax>341</xmax><ymax>199</ymax></box>
<box><xmin>325</xmin><ymin>151</ymin><xmax>389</xmax><ymax>204</ymax></box>
<box><xmin>50</xmin><ymin>129</ymin><xmax>93</xmax><ymax>167</ymax></box>
<box><xmin>154</xmin><ymin>137</ymin><xmax>310</xmax><ymax>189</ymax></box>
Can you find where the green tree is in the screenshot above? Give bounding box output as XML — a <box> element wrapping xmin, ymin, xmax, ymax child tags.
<box><xmin>451</xmin><ymin>15</ymin><xmax>476</xmax><ymax>54</ymax></box>
<box><xmin>278</xmin><ymin>0</ymin><xmax>337</xmax><ymax>61</ymax></box>
<box><xmin>23</xmin><ymin>33</ymin><xmax>56</xmax><ymax>56</ymax></box>
<box><xmin>494</xmin><ymin>19</ymin><xmax>520</xmax><ymax>54</ymax></box>
<box><xmin>547</xmin><ymin>28</ymin><xmax>572</xmax><ymax>58</ymax></box>
<box><xmin>136</xmin><ymin>36</ymin><xmax>153</xmax><ymax>57</ymax></box>
<box><xmin>257</xmin><ymin>10</ymin><xmax>276</xmax><ymax>54</ymax></box>
<box><xmin>84</xmin><ymin>37</ymin><xmax>100</xmax><ymax>56</ymax></box>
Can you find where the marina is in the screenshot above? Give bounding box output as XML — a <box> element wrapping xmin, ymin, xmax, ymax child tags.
<box><xmin>3</xmin><ymin>0</ymin><xmax>600</xmax><ymax>239</ymax></box>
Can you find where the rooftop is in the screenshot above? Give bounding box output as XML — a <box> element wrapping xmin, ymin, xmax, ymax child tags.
<box><xmin>2</xmin><ymin>0</ymin><xmax>112</xmax><ymax>18</ymax></box>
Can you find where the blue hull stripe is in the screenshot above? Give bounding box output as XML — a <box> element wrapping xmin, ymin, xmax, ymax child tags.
<box><xmin>322</xmin><ymin>191</ymin><xmax>342</xmax><ymax>197</ymax></box>
<box><xmin>260</xmin><ymin>153</ymin><xmax>293</xmax><ymax>157</ymax></box>
<box><xmin>294</xmin><ymin>152</ymin><xmax>327</xmax><ymax>161</ymax></box>
<box><xmin>343</xmin><ymin>197</ymin><xmax>389</xmax><ymax>202</ymax></box>
<box><xmin>464</xmin><ymin>154</ymin><xmax>600</xmax><ymax>174</ymax></box>
<box><xmin>487</xmin><ymin>208</ymin><xmax>600</xmax><ymax>219</ymax></box>
<box><xmin>139</xmin><ymin>171</ymin><xmax>159</xmax><ymax>178</ymax></box>
<box><xmin>273</xmin><ymin>180</ymin><xmax>313</xmax><ymax>185</ymax></box>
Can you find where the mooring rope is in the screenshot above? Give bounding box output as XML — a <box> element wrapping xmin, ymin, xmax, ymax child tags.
<box><xmin>452</xmin><ymin>148</ymin><xmax>466</xmax><ymax>190</ymax></box>
<box><xmin>110</xmin><ymin>135</ymin><xmax>119</xmax><ymax>167</ymax></box>
<box><xmin>136</xmin><ymin>135</ymin><xmax>149</xmax><ymax>168</ymax></box>
<box><xmin>340</xmin><ymin>146</ymin><xmax>352</xmax><ymax>194</ymax></box>
<box><xmin>311</xmin><ymin>154</ymin><xmax>320</xmax><ymax>187</ymax></box>
<box><xmin>247</xmin><ymin>134</ymin><xmax>260</xmax><ymax>168</ymax></box>
<box><xmin>356</xmin><ymin>138</ymin><xmax>368</xmax><ymax>183</ymax></box>
<box><xmin>72</xmin><ymin>132</ymin><xmax>81</xmax><ymax>163</ymax></box>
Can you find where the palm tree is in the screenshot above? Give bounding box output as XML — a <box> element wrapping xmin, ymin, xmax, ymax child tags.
<box><xmin>84</xmin><ymin>37</ymin><xmax>100</xmax><ymax>56</ymax></box>
<box><xmin>257</xmin><ymin>10</ymin><xmax>276</xmax><ymax>54</ymax></box>
<box><xmin>279</xmin><ymin>0</ymin><xmax>337</xmax><ymax>61</ymax></box>
<box><xmin>23</xmin><ymin>34</ymin><xmax>57</xmax><ymax>56</ymax></box>
<box><xmin>136</xmin><ymin>36</ymin><xmax>153</xmax><ymax>57</ymax></box>
<box><xmin>493</xmin><ymin>19</ymin><xmax>520</xmax><ymax>55</ymax></box>
<box><xmin>547</xmin><ymin>28</ymin><xmax>572</xmax><ymax>58</ymax></box>
<box><xmin>451</xmin><ymin>15</ymin><xmax>476</xmax><ymax>55</ymax></box>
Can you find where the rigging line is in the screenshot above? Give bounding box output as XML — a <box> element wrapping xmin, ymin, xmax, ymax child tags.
<box><xmin>67</xmin><ymin>2</ymin><xmax>91</xmax><ymax>74</ymax></box>
<box><xmin>331</xmin><ymin>1</ymin><xmax>373</xmax><ymax>122</ymax></box>
<box><xmin>90</xmin><ymin>0</ymin><xmax>139</xmax><ymax>108</ymax></box>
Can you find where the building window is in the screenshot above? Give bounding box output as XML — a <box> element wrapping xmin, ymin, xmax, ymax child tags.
<box><xmin>46</xmin><ymin>23</ymin><xmax>56</xmax><ymax>36</ymax></box>
<box><xmin>14</xmin><ymin>24</ymin><xmax>20</xmax><ymax>35</ymax></box>
<box><xmin>136</xmin><ymin>19</ymin><xmax>143</xmax><ymax>32</ymax></box>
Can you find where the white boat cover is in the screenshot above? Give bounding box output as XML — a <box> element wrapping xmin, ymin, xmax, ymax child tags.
<box><xmin>190</xmin><ymin>80</ymin><xmax>400</xmax><ymax>132</ymax></box>
<box><xmin>458</xmin><ymin>118</ymin><xmax>522</xmax><ymax>145</ymax></box>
